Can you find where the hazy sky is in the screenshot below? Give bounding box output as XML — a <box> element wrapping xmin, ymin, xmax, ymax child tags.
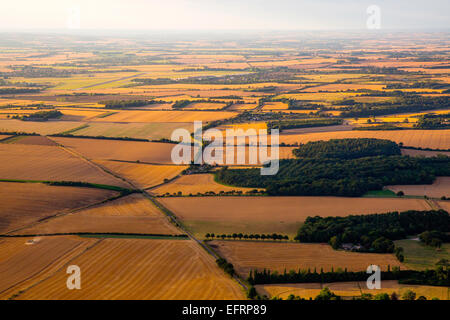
<box><xmin>0</xmin><ymin>0</ymin><xmax>448</xmax><ymax>31</ymax></box>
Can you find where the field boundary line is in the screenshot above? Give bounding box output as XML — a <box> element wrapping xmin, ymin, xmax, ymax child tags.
<box><xmin>2</xmin><ymin>192</ymin><xmax>127</xmax><ymax>235</ymax></box>
<box><xmin>48</xmin><ymin>136</ymin><xmax>136</xmax><ymax>189</ymax></box>
<box><xmin>145</xmin><ymin>174</ymin><xmax>184</xmax><ymax>192</ymax></box>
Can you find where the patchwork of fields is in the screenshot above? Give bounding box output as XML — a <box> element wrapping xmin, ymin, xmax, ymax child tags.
<box><xmin>0</xmin><ymin>32</ymin><xmax>448</xmax><ymax>301</ymax></box>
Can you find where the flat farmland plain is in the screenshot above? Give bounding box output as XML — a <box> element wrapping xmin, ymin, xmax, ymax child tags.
<box><xmin>0</xmin><ymin>182</ymin><xmax>118</xmax><ymax>233</ymax></box>
<box><xmin>159</xmin><ymin>196</ymin><xmax>429</xmax><ymax>238</ymax></box>
<box><xmin>278</xmin><ymin>130</ymin><xmax>450</xmax><ymax>150</ymax></box>
<box><xmin>95</xmin><ymin>160</ymin><xmax>187</xmax><ymax>189</ymax></box>
<box><xmin>16</xmin><ymin>194</ymin><xmax>182</xmax><ymax>235</ymax></box>
<box><xmin>209</xmin><ymin>241</ymin><xmax>403</xmax><ymax>278</ymax></box>
<box><xmin>0</xmin><ymin>143</ymin><xmax>129</xmax><ymax>187</ymax></box>
<box><xmin>0</xmin><ymin>236</ymin><xmax>98</xmax><ymax>299</ymax></box>
<box><xmin>16</xmin><ymin>239</ymin><xmax>245</xmax><ymax>300</ymax></box>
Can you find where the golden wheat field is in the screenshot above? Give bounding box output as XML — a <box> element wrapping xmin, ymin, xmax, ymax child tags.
<box><xmin>159</xmin><ymin>196</ymin><xmax>430</xmax><ymax>237</ymax></box>
<box><xmin>0</xmin><ymin>182</ymin><xmax>117</xmax><ymax>233</ymax></box>
<box><xmin>256</xmin><ymin>281</ymin><xmax>449</xmax><ymax>300</ymax></box>
<box><xmin>15</xmin><ymin>239</ymin><xmax>245</xmax><ymax>300</ymax></box>
<box><xmin>386</xmin><ymin>177</ymin><xmax>450</xmax><ymax>198</ymax></box>
<box><xmin>183</xmin><ymin>102</ymin><xmax>227</xmax><ymax>110</ymax></box>
<box><xmin>94</xmin><ymin>160</ymin><xmax>187</xmax><ymax>189</ymax></box>
<box><xmin>71</xmin><ymin>122</ymin><xmax>194</xmax><ymax>141</ymax></box>
<box><xmin>209</xmin><ymin>241</ymin><xmax>403</xmax><ymax>278</ymax></box>
<box><xmin>262</xmin><ymin>102</ymin><xmax>289</xmax><ymax>110</ymax></box>
<box><xmin>0</xmin><ymin>236</ymin><xmax>98</xmax><ymax>299</ymax></box>
<box><xmin>0</xmin><ymin>119</ymin><xmax>83</xmax><ymax>135</ymax></box>
<box><xmin>278</xmin><ymin>130</ymin><xmax>450</xmax><ymax>149</ymax></box>
<box><xmin>0</xmin><ymin>143</ymin><xmax>130</xmax><ymax>187</ymax></box>
<box><xmin>91</xmin><ymin>110</ymin><xmax>236</xmax><ymax>123</ymax></box>
<box><xmin>151</xmin><ymin>173</ymin><xmax>260</xmax><ymax>195</ymax></box>
<box><xmin>50</xmin><ymin>137</ymin><xmax>177</xmax><ymax>164</ymax></box>
<box><xmin>15</xmin><ymin>194</ymin><xmax>182</xmax><ymax>235</ymax></box>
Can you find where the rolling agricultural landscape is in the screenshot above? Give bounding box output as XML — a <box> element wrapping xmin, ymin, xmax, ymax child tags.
<box><xmin>0</xmin><ymin>26</ymin><xmax>449</xmax><ymax>305</ymax></box>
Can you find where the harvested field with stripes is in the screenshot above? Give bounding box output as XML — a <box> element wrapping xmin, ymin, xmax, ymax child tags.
<box><xmin>209</xmin><ymin>241</ymin><xmax>403</xmax><ymax>278</ymax></box>
<box><xmin>0</xmin><ymin>236</ymin><xmax>97</xmax><ymax>299</ymax></box>
<box><xmin>51</xmin><ymin>137</ymin><xmax>176</xmax><ymax>164</ymax></box>
<box><xmin>95</xmin><ymin>160</ymin><xmax>187</xmax><ymax>189</ymax></box>
<box><xmin>91</xmin><ymin>110</ymin><xmax>236</xmax><ymax>123</ymax></box>
<box><xmin>160</xmin><ymin>196</ymin><xmax>429</xmax><ymax>238</ymax></box>
<box><xmin>15</xmin><ymin>239</ymin><xmax>246</xmax><ymax>300</ymax></box>
<box><xmin>16</xmin><ymin>194</ymin><xmax>182</xmax><ymax>235</ymax></box>
<box><xmin>0</xmin><ymin>143</ymin><xmax>130</xmax><ymax>187</ymax></box>
<box><xmin>0</xmin><ymin>119</ymin><xmax>83</xmax><ymax>135</ymax></box>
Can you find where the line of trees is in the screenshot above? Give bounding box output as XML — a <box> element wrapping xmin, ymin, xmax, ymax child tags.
<box><xmin>292</xmin><ymin>138</ymin><xmax>401</xmax><ymax>159</ymax></box>
<box><xmin>216</xmin><ymin>258</ymin><xmax>235</xmax><ymax>276</ymax></box>
<box><xmin>267</xmin><ymin>118</ymin><xmax>342</xmax><ymax>132</ymax></box>
<box><xmin>339</xmin><ymin>96</ymin><xmax>450</xmax><ymax>118</ymax></box>
<box><xmin>100</xmin><ymin>99</ymin><xmax>160</xmax><ymax>109</ymax></box>
<box><xmin>0</xmin><ymin>87</ymin><xmax>42</xmax><ymax>94</ymax></box>
<box><xmin>248</xmin><ymin>263</ymin><xmax>450</xmax><ymax>287</ymax></box>
<box><xmin>205</xmin><ymin>233</ymin><xmax>288</xmax><ymax>241</ymax></box>
<box><xmin>14</xmin><ymin>110</ymin><xmax>62</xmax><ymax>121</ymax></box>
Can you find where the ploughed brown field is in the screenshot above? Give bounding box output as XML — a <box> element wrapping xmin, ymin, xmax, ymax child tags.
<box><xmin>15</xmin><ymin>239</ymin><xmax>245</xmax><ymax>300</ymax></box>
<box><xmin>0</xmin><ymin>143</ymin><xmax>129</xmax><ymax>187</ymax></box>
<box><xmin>50</xmin><ymin>137</ymin><xmax>177</xmax><ymax>164</ymax></box>
<box><xmin>386</xmin><ymin>177</ymin><xmax>450</xmax><ymax>198</ymax></box>
<box><xmin>209</xmin><ymin>241</ymin><xmax>404</xmax><ymax>278</ymax></box>
<box><xmin>10</xmin><ymin>135</ymin><xmax>58</xmax><ymax>146</ymax></box>
<box><xmin>0</xmin><ymin>182</ymin><xmax>118</xmax><ymax>234</ymax></box>
<box><xmin>159</xmin><ymin>196</ymin><xmax>430</xmax><ymax>237</ymax></box>
<box><xmin>256</xmin><ymin>281</ymin><xmax>450</xmax><ymax>300</ymax></box>
<box><xmin>13</xmin><ymin>194</ymin><xmax>182</xmax><ymax>235</ymax></box>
